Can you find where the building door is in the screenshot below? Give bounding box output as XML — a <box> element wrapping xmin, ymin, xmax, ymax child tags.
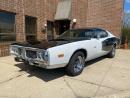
<box><xmin>25</xmin><ymin>16</ymin><xmax>37</xmax><ymax>42</ymax></box>
<box><xmin>55</xmin><ymin>20</ymin><xmax>70</xmax><ymax>35</ymax></box>
<box><xmin>47</xmin><ymin>21</ymin><xmax>54</xmax><ymax>40</ymax></box>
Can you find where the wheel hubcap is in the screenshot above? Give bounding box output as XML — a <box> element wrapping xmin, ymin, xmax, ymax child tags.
<box><xmin>74</xmin><ymin>56</ymin><xmax>85</xmax><ymax>73</ymax></box>
<box><xmin>112</xmin><ymin>47</ymin><xmax>115</xmax><ymax>56</ymax></box>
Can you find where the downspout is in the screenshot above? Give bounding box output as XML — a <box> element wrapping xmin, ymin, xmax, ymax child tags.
<box><xmin>120</xmin><ymin>0</ymin><xmax>125</xmax><ymax>46</ymax></box>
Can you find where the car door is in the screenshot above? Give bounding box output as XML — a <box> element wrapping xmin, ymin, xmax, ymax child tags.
<box><xmin>83</xmin><ymin>29</ymin><xmax>100</xmax><ymax>60</ymax></box>
<box><xmin>89</xmin><ymin>37</ymin><xmax>101</xmax><ymax>60</ymax></box>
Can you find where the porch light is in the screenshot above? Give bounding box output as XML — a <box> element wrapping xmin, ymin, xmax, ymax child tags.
<box><xmin>73</xmin><ymin>19</ymin><xmax>77</xmax><ymax>23</ymax></box>
<box><xmin>44</xmin><ymin>24</ymin><xmax>47</xmax><ymax>27</ymax></box>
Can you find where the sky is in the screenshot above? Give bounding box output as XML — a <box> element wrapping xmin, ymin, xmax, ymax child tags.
<box><xmin>124</xmin><ymin>0</ymin><xmax>130</xmax><ymax>12</ymax></box>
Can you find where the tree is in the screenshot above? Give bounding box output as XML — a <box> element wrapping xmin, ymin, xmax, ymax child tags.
<box><xmin>121</xmin><ymin>27</ymin><xmax>130</xmax><ymax>48</ymax></box>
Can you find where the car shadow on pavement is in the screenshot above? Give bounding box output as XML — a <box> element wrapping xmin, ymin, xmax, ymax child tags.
<box><xmin>15</xmin><ymin>56</ymin><xmax>106</xmax><ymax>82</ymax></box>
<box><xmin>15</xmin><ymin>63</ymin><xmax>65</xmax><ymax>82</ymax></box>
<box><xmin>85</xmin><ymin>56</ymin><xmax>106</xmax><ymax>67</ymax></box>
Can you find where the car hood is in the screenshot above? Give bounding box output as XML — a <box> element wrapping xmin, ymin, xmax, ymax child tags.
<box><xmin>11</xmin><ymin>40</ymin><xmax>70</xmax><ymax>50</ymax></box>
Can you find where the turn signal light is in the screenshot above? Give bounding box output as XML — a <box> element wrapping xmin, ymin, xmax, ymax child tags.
<box><xmin>58</xmin><ymin>54</ymin><xmax>64</xmax><ymax>58</ymax></box>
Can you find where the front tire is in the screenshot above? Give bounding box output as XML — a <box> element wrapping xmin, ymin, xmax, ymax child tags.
<box><xmin>66</xmin><ymin>52</ymin><xmax>85</xmax><ymax>76</ymax></box>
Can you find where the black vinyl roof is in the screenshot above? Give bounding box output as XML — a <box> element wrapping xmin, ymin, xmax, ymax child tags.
<box><xmin>70</xmin><ymin>27</ymin><xmax>106</xmax><ymax>31</ymax></box>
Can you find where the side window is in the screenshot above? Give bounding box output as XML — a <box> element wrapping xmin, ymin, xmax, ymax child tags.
<box><xmin>95</xmin><ymin>29</ymin><xmax>108</xmax><ymax>38</ymax></box>
<box><xmin>100</xmin><ymin>30</ymin><xmax>108</xmax><ymax>38</ymax></box>
<box><xmin>84</xmin><ymin>30</ymin><xmax>94</xmax><ymax>38</ymax></box>
<box><xmin>78</xmin><ymin>29</ymin><xmax>93</xmax><ymax>38</ymax></box>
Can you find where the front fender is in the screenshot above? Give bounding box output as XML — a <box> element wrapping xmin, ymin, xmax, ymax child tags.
<box><xmin>48</xmin><ymin>44</ymin><xmax>87</xmax><ymax>67</ymax></box>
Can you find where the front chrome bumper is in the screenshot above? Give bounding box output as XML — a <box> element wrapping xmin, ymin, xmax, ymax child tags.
<box><xmin>15</xmin><ymin>56</ymin><xmax>49</xmax><ymax>68</ymax></box>
<box><xmin>10</xmin><ymin>45</ymin><xmax>49</xmax><ymax>68</ymax></box>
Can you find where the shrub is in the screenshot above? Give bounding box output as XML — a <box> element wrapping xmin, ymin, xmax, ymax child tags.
<box><xmin>121</xmin><ymin>27</ymin><xmax>130</xmax><ymax>45</ymax></box>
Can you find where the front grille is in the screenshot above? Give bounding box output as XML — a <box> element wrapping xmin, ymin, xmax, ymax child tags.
<box><xmin>18</xmin><ymin>48</ymin><xmax>22</xmax><ymax>55</ymax></box>
<box><xmin>26</xmin><ymin>50</ymin><xmax>37</xmax><ymax>59</ymax></box>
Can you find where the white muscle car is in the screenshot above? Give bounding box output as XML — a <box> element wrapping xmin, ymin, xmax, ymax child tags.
<box><xmin>10</xmin><ymin>28</ymin><xmax>120</xmax><ymax>76</ymax></box>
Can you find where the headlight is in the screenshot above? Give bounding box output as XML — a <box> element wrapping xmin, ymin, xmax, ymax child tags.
<box><xmin>40</xmin><ymin>51</ymin><xmax>49</xmax><ymax>62</ymax></box>
<box><xmin>10</xmin><ymin>45</ymin><xmax>22</xmax><ymax>55</ymax></box>
<box><xmin>10</xmin><ymin>45</ymin><xmax>17</xmax><ymax>54</ymax></box>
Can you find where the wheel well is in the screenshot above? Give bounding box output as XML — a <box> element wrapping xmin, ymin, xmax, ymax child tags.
<box><xmin>72</xmin><ymin>49</ymin><xmax>87</xmax><ymax>59</ymax></box>
<box><xmin>66</xmin><ymin>49</ymin><xmax>87</xmax><ymax>67</ymax></box>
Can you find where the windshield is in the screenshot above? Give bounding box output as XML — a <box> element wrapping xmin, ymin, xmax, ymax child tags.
<box><xmin>57</xmin><ymin>29</ymin><xmax>94</xmax><ymax>40</ymax></box>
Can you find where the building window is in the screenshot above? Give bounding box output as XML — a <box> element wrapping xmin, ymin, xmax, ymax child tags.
<box><xmin>25</xmin><ymin>16</ymin><xmax>37</xmax><ymax>41</ymax></box>
<box><xmin>0</xmin><ymin>12</ymin><xmax>16</xmax><ymax>42</ymax></box>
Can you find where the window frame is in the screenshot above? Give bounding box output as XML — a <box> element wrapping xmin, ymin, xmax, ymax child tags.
<box><xmin>0</xmin><ymin>11</ymin><xmax>16</xmax><ymax>42</ymax></box>
<box><xmin>25</xmin><ymin>16</ymin><xmax>37</xmax><ymax>41</ymax></box>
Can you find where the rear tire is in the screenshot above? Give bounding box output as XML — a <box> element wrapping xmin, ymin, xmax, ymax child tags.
<box><xmin>66</xmin><ymin>52</ymin><xmax>85</xmax><ymax>76</ymax></box>
<box><xmin>107</xmin><ymin>46</ymin><xmax>116</xmax><ymax>58</ymax></box>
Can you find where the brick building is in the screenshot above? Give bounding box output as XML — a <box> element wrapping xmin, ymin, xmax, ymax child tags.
<box><xmin>0</xmin><ymin>0</ymin><xmax>124</xmax><ymax>57</ymax></box>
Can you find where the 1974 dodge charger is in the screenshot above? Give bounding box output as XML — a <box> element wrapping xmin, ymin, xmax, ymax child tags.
<box><xmin>10</xmin><ymin>28</ymin><xmax>120</xmax><ymax>76</ymax></box>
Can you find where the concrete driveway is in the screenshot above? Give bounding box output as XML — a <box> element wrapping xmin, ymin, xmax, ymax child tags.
<box><xmin>0</xmin><ymin>49</ymin><xmax>130</xmax><ymax>98</ymax></box>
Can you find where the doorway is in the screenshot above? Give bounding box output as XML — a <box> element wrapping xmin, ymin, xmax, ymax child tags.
<box><xmin>47</xmin><ymin>21</ymin><xmax>54</xmax><ymax>40</ymax></box>
<box><xmin>55</xmin><ymin>20</ymin><xmax>70</xmax><ymax>35</ymax></box>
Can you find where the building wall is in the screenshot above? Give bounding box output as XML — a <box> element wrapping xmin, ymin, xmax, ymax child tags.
<box><xmin>44</xmin><ymin>0</ymin><xmax>59</xmax><ymax>21</ymax></box>
<box><xmin>0</xmin><ymin>0</ymin><xmax>35</xmax><ymax>56</ymax></box>
<box><xmin>71</xmin><ymin>0</ymin><xmax>88</xmax><ymax>28</ymax></box>
<box><xmin>24</xmin><ymin>0</ymin><xmax>37</xmax><ymax>17</ymax></box>
<box><xmin>0</xmin><ymin>0</ymin><xmax>18</xmax><ymax>56</ymax></box>
<box><xmin>71</xmin><ymin>0</ymin><xmax>124</xmax><ymax>37</ymax></box>
<box><xmin>86</xmin><ymin>0</ymin><xmax>124</xmax><ymax>37</ymax></box>
<box><xmin>0</xmin><ymin>0</ymin><xmax>124</xmax><ymax>57</ymax></box>
<box><xmin>0</xmin><ymin>0</ymin><xmax>17</xmax><ymax>13</ymax></box>
<box><xmin>0</xmin><ymin>0</ymin><xmax>44</xmax><ymax>56</ymax></box>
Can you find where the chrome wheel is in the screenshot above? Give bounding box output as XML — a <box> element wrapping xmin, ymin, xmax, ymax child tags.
<box><xmin>112</xmin><ymin>47</ymin><xmax>115</xmax><ymax>56</ymax></box>
<box><xmin>66</xmin><ymin>52</ymin><xmax>85</xmax><ymax>76</ymax></box>
<box><xmin>107</xmin><ymin>46</ymin><xmax>116</xmax><ymax>58</ymax></box>
<box><xmin>74</xmin><ymin>56</ymin><xmax>85</xmax><ymax>73</ymax></box>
